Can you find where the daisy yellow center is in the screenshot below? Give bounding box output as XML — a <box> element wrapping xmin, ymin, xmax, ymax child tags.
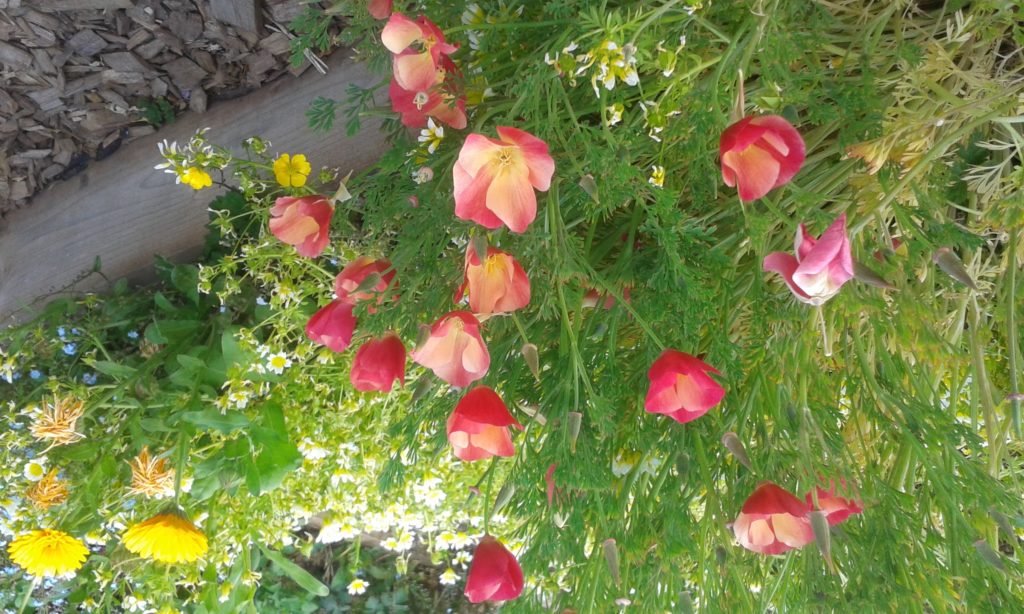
<box><xmin>270</xmin><ymin>356</ymin><xmax>287</xmax><ymax>369</ymax></box>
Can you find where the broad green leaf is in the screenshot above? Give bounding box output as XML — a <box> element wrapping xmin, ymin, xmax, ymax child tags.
<box><xmin>257</xmin><ymin>545</ymin><xmax>329</xmax><ymax>597</ymax></box>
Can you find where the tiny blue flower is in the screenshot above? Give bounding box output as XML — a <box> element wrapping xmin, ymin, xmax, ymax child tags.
<box><xmin>127</xmin><ymin>330</ymin><xmax>139</xmax><ymax>340</ymax></box>
<box><xmin>12</xmin><ymin>372</ymin><xmax>21</xmax><ymax>381</ymax></box>
<box><xmin>62</xmin><ymin>343</ymin><xmax>77</xmax><ymax>356</ymax></box>
<box><xmin>29</xmin><ymin>369</ymin><xmax>42</xmax><ymax>380</ymax></box>
<box><xmin>329</xmin><ymin>258</ymin><xmax>339</xmax><ymax>266</ymax></box>
<box><xmin>82</xmin><ymin>372</ymin><xmax>98</xmax><ymax>386</ymax></box>
<box><xmin>57</xmin><ymin>326</ymin><xmax>66</xmax><ymax>338</ymax></box>
<box><xmin>71</xmin><ymin>328</ymin><xmax>80</xmax><ymax>335</ymax></box>
<box><xmin>256</xmin><ymin>297</ymin><xmax>268</xmax><ymax>306</ymax></box>
<box><xmin>219</xmin><ymin>305</ymin><xmax>227</xmax><ymax>313</ymax></box>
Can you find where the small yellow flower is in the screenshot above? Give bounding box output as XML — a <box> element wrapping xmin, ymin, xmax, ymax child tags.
<box><xmin>273</xmin><ymin>153</ymin><xmax>311</xmax><ymax>188</ymax></box>
<box><xmin>31</xmin><ymin>396</ymin><xmax>85</xmax><ymax>447</ymax></box>
<box><xmin>128</xmin><ymin>447</ymin><xmax>176</xmax><ymax>498</ymax></box>
<box><xmin>122</xmin><ymin>513</ymin><xmax>208</xmax><ymax>564</ymax></box>
<box><xmin>649</xmin><ymin>165</ymin><xmax>665</xmax><ymax>188</ymax></box>
<box><xmin>179</xmin><ymin>167</ymin><xmax>212</xmax><ymax>190</ymax></box>
<box><xmin>26</xmin><ymin>469</ymin><xmax>69</xmax><ymax>509</ymax></box>
<box><xmin>8</xmin><ymin>529</ymin><xmax>89</xmax><ymax>577</ymax></box>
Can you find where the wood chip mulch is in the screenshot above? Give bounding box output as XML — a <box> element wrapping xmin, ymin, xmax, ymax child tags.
<box><xmin>0</xmin><ymin>0</ymin><xmax>329</xmax><ymax>216</ymax></box>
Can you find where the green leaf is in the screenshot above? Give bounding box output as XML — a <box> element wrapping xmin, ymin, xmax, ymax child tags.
<box><xmin>252</xmin><ymin>433</ymin><xmax>301</xmax><ymax>493</ymax></box>
<box><xmin>177</xmin><ymin>354</ymin><xmax>206</xmax><ymax>372</ymax></box>
<box><xmin>257</xmin><ymin>545</ymin><xmax>329</xmax><ymax>597</ymax></box>
<box><xmin>181</xmin><ymin>409</ymin><xmax>250</xmax><ymax>433</ymax></box>
<box><xmin>90</xmin><ymin>360</ymin><xmax>136</xmax><ymax>379</ymax></box>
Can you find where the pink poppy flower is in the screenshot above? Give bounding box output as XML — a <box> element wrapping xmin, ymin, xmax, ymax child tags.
<box><xmin>305</xmin><ymin>300</ymin><xmax>356</xmax><ymax>353</ymax></box>
<box><xmin>410</xmin><ymin>311</ymin><xmax>490</xmax><ymax>387</ymax></box>
<box><xmin>268</xmin><ymin>196</ymin><xmax>334</xmax><ymax>258</ymax></box>
<box><xmin>720</xmin><ymin>115</ymin><xmax>805</xmax><ymax>201</ymax></box>
<box><xmin>447</xmin><ymin>386</ymin><xmax>523</xmax><ymax>461</ymax></box>
<box><xmin>388</xmin><ymin>78</ymin><xmax>467</xmax><ymax>130</ymax></box>
<box><xmin>763</xmin><ymin>214</ymin><xmax>854</xmax><ymax>305</ymax></box>
<box><xmin>335</xmin><ymin>257</ymin><xmax>396</xmax><ymax>309</ymax></box>
<box><xmin>350</xmin><ymin>333</ymin><xmax>406</xmax><ymax>392</ymax></box>
<box><xmin>644</xmin><ymin>350</ymin><xmax>725</xmax><ymax>424</ymax></box>
<box><xmin>455</xmin><ymin>246</ymin><xmax>531</xmax><ymax>315</ymax></box>
<box><xmin>733</xmin><ymin>482</ymin><xmax>814</xmax><ymax>555</ymax></box>
<box><xmin>464</xmin><ymin>535</ymin><xmax>524</xmax><ymax>603</ymax></box>
<box><xmin>367</xmin><ymin>0</ymin><xmax>391</xmax><ymax>19</ymax></box>
<box><xmin>381</xmin><ymin>13</ymin><xmax>458</xmax><ymax>92</ymax></box>
<box><xmin>453</xmin><ymin>127</ymin><xmax>555</xmax><ymax>234</ymax></box>
<box><xmin>805</xmin><ymin>481</ymin><xmax>863</xmax><ymax>526</ymax></box>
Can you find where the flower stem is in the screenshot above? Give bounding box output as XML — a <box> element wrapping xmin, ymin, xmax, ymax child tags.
<box><xmin>817</xmin><ymin>306</ymin><xmax>832</xmax><ymax>357</ymax></box>
<box><xmin>17</xmin><ymin>576</ymin><xmax>39</xmax><ymax>614</ymax></box>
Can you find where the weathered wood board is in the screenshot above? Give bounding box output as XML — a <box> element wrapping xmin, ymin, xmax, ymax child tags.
<box><xmin>0</xmin><ymin>51</ymin><xmax>389</xmax><ymax>322</ymax></box>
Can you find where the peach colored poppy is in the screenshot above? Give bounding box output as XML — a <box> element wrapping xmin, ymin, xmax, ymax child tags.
<box><xmin>351</xmin><ymin>333</ymin><xmax>406</xmax><ymax>392</ymax></box>
<box><xmin>381</xmin><ymin>13</ymin><xmax>458</xmax><ymax>92</ymax></box>
<box><xmin>733</xmin><ymin>482</ymin><xmax>814</xmax><ymax>555</ymax></box>
<box><xmin>305</xmin><ymin>300</ymin><xmax>356</xmax><ymax>353</ymax></box>
<box><xmin>644</xmin><ymin>350</ymin><xmax>725</xmax><ymax>424</ymax></box>
<box><xmin>447</xmin><ymin>386</ymin><xmax>523</xmax><ymax>461</ymax></box>
<box><xmin>269</xmin><ymin>196</ymin><xmax>334</xmax><ymax>258</ymax></box>
<box><xmin>455</xmin><ymin>246</ymin><xmax>530</xmax><ymax>315</ymax></box>
<box><xmin>410</xmin><ymin>311</ymin><xmax>489</xmax><ymax>387</ymax></box>
<box><xmin>453</xmin><ymin>127</ymin><xmax>555</xmax><ymax>234</ymax></box>
<box><xmin>464</xmin><ymin>536</ymin><xmax>524</xmax><ymax>603</ymax></box>
<box><xmin>720</xmin><ymin>115</ymin><xmax>805</xmax><ymax>201</ymax></box>
<box><xmin>389</xmin><ymin>77</ymin><xmax>467</xmax><ymax>130</ymax></box>
<box><xmin>763</xmin><ymin>214</ymin><xmax>853</xmax><ymax>305</ymax></box>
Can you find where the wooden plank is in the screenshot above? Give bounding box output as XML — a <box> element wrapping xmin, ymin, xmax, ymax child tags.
<box><xmin>210</xmin><ymin>0</ymin><xmax>262</xmax><ymax>32</ymax></box>
<box><xmin>0</xmin><ymin>50</ymin><xmax>389</xmax><ymax>321</ymax></box>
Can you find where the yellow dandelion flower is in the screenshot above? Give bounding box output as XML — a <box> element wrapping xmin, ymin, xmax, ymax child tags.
<box><xmin>8</xmin><ymin>529</ymin><xmax>89</xmax><ymax>577</ymax></box>
<box><xmin>178</xmin><ymin>167</ymin><xmax>213</xmax><ymax>190</ymax></box>
<box><xmin>30</xmin><ymin>396</ymin><xmax>85</xmax><ymax>447</ymax></box>
<box><xmin>26</xmin><ymin>469</ymin><xmax>69</xmax><ymax>509</ymax></box>
<box><xmin>273</xmin><ymin>153</ymin><xmax>311</xmax><ymax>188</ymax></box>
<box><xmin>128</xmin><ymin>447</ymin><xmax>176</xmax><ymax>498</ymax></box>
<box><xmin>122</xmin><ymin>513</ymin><xmax>208</xmax><ymax>564</ymax></box>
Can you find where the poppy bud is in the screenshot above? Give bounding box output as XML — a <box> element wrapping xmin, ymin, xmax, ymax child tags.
<box><xmin>644</xmin><ymin>350</ymin><xmax>726</xmax><ymax>424</ymax></box>
<box><xmin>720</xmin><ymin>115</ymin><xmax>805</xmax><ymax>202</ymax></box>
<box><xmin>763</xmin><ymin>214</ymin><xmax>854</xmax><ymax>305</ymax></box>
<box><xmin>411</xmin><ymin>311</ymin><xmax>490</xmax><ymax>387</ymax></box>
<box><xmin>305</xmin><ymin>300</ymin><xmax>356</xmax><ymax>353</ymax></box>
<box><xmin>733</xmin><ymin>482</ymin><xmax>814</xmax><ymax>555</ymax></box>
<box><xmin>464</xmin><ymin>536</ymin><xmax>524</xmax><ymax>603</ymax></box>
<box><xmin>269</xmin><ymin>196</ymin><xmax>334</xmax><ymax>258</ymax></box>
<box><xmin>350</xmin><ymin>333</ymin><xmax>406</xmax><ymax>392</ymax></box>
<box><xmin>447</xmin><ymin>387</ymin><xmax>523</xmax><ymax>461</ymax></box>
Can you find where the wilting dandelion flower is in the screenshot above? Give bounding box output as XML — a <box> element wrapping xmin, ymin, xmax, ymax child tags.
<box><xmin>8</xmin><ymin>529</ymin><xmax>88</xmax><ymax>577</ymax></box>
<box><xmin>30</xmin><ymin>396</ymin><xmax>85</xmax><ymax>447</ymax></box>
<box><xmin>128</xmin><ymin>447</ymin><xmax>176</xmax><ymax>499</ymax></box>
<box><xmin>26</xmin><ymin>469</ymin><xmax>69</xmax><ymax>509</ymax></box>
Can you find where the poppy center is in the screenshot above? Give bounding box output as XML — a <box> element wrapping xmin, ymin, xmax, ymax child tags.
<box><xmin>413</xmin><ymin>92</ymin><xmax>430</xmax><ymax>110</ymax></box>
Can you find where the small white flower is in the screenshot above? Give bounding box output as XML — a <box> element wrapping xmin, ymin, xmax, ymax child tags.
<box><xmin>265</xmin><ymin>352</ymin><xmax>291</xmax><ymax>375</ymax></box>
<box><xmin>440</xmin><ymin>567</ymin><xmax>459</xmax><ymax>585</ymax></box>
<box><xmin>24</xmin><ymin>456</ymin><xmax>47</xmax><ymax>482</ymax></box>
<box><xmin>649</xmin><ymin>165</ymin><xmax>665</xmax><ymax>188</ymax></box>
<box><xmin>418</xmin><ymin>119</ymin><xmax>445</xmax><ymax>154</ymax></box>
<box><xmin>298</xmin><ymin>438</ymin><xmax>327</xmax><ymax>461</ymax></box>
<box><xmin>347</xmin><ymin>578</ymin><xmax>369</xmax><ymax>595</ymax></box>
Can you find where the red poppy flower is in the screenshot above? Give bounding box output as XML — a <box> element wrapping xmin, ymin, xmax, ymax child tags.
<box><xmin>410</xmin><ymin>311</ymin><xmax>489</xmax><ymax>387</ymax></box>
<box><xmin>454</xmin><ymin>127</ymin><xmax>555</xmax><ymax>234</ymax></box>
<box><xmin>733</xmin><ymin>482</ymin><xmax>814</xmax><ymax>555</ymax></box>
<box><xmin>464</xmin><ymin>536</ymin><xmax>524</xmax><ymax>603</ymax></box>
<box><xmin>720</xmin><ymin>115</ymin><xmax>805</xmax><ymax>201</ymax></box>
<box><xmin>805</xmin><ymin>480</ymin><xmax>863</xmax><ymax>526</ymax></box>
<box><xmin>455</xmin><ymin>246</ymin><xmax>530</xmax><ymax>315</ymax></box>
<box><xmin>350</xmin><ymin>333</ymin><xmax>406</xmax><ymax>392</ymax></box>
<box><xmin>268</xmin><ymin>196</ymin><xmax>334</xmax><ymax>258</ymax></box>
<box><xmin>763</xmin><ymin>214</ymin><xmax>854</xmax><ymax>305</ymax></box>
<box><xmin>305</xmin><ymin>300</ymin><xmax>356</xmax><ymax>353</ymax></box>
<box><xmin>447</xmin><ymin>386</ymin><xmax>523</xmax><ymax>461</ymax></box>
<box><xmin>644</xmin><ymin>350</ymin><xmax>725</xmax><ymax>424</ymax></box>
<box><xmin>335</xmin><ymin>257</ymin><xmax>396</xmax><ymax>309</ymax></box>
